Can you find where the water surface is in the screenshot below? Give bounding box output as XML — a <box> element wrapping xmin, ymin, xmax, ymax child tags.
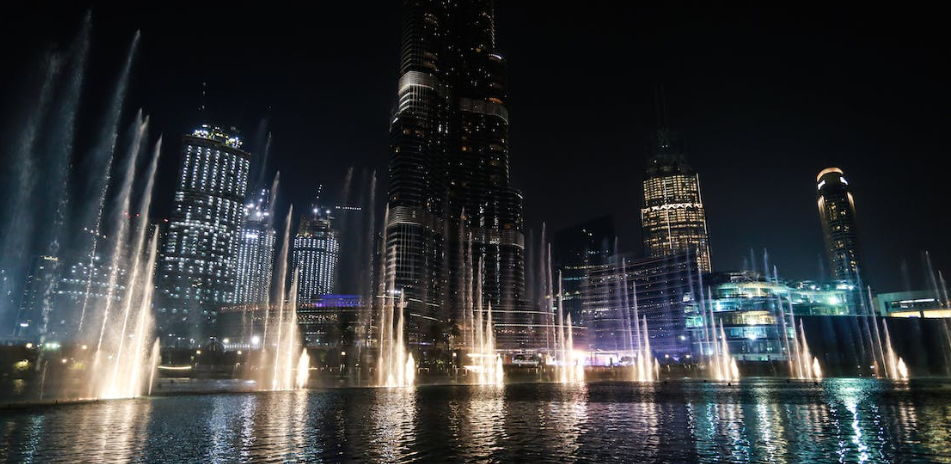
<box><xmin>2</xmin><ymin>379</ymin><xmax>950</xmax><ymax>463</ymax></box>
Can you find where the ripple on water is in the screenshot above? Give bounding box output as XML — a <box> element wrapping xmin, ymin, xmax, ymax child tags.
<box><xmin>2</xmin><ymin>379</ymin><xmax>951</xmax><ymax>463</ymax></box>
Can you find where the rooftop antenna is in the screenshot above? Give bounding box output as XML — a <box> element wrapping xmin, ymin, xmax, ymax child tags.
<box><xmin>313</xmin><ymin>184</ymin><xmax>324</xmax><ymax>219</ymax></box>
<box><xmin>653</xmin><ymin>85</ymin><xmax>672</xmax><ymax>153</ymax></box>
<box><xmin>199</xmin><ymin>81</ymin><xmax>208</xmax><ymax>114</ymax></box>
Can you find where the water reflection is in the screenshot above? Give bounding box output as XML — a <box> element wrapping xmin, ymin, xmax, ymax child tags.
<box><xmin>546</xmin><ymin>384</ymin><xmax>588</xmax><ymax>460</ymax></box>
<box><xmin>370</xmin><ymin>388</ymin><xmax>417</xmax><ymax>462</ymax></box>
<box><xmin>465</xmin><ymin>386</ymin><xmax>505</xmax><ymax>461</ymax></box>
<box><xmin>2</xmin><ymin>380</ymin><xmax>951</xmax><ymax>463</ymax></box>
<box><xmin>247</xmin><ymin>390</ymin><xmax>312</xmax><ymax>462</ymax></box>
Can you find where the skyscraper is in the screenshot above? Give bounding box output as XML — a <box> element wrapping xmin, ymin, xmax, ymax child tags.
<box><xmin>384</xmin><ymin>0</ymin><xmax>532</xmax><ymax>349</ymax></box>
<box><xmin>294</xmin><ymin>208</ymin><xmax>339</xmax><ymax>304</ymax></box>
<box><xmin>581</xmin><ymin>253</ymin><xmax>698</xmax><ymax>359</ymax></box>
<box><xmin>641</xmin><ymin>129</ymin><xmax>713</xmax><ymax>274</ymax></box>
<box><xmin>233</xmin><ymin>188</ymin><xmax>276</xmax><ymax>306</ymax></box>
<box><xmin>156</xmin><ymin>125</ymin><xmax>251</xmax><ymax>344</ymax></box>
<box><xmin>817</xmin><ymin>167</ymin><xmax>862</xmax><ymax>282</ymax></box>
<box><xmin>553</xmin><ymin>216</ymin><xmax>615</xmax><ymax>323</ymax></box>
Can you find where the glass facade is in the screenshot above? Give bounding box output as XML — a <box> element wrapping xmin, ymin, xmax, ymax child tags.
<box><xmin>385</xmin><ymin>0</ymin><xmax>533</xmax><ymax>350</ymax></box>
<box><xmin>553</xmin><ymin>216</ymin><xmax>615</xmax><ymax>323</ymax></box>
<box><xmin>641</xmin><ymin>130</ymin><xmax>712</xmax><ymax>273</ymax></box>
<box><xmin>156</xmin><ymin>125</ymin><xmax>251</xmax><ymax>345</ymax></box>
<box><xmin>294</xmin><ymin>209</ymin><xmax>339</xmax><ymax>303</ymax></box>
<box><xmin>817</xmin><ymin>167</ymin><xmax>863</xmax><ymax>283</ymax></box>
<box><xmin>581</xmin><ymin>253</ymin><xmax>698</xmax><ymax>359</ymax></box>
<box><xmin>686</xmin><ymin>272</ymin><xmax>854</xmax><ymax>362</ymax></box>
<box><xmin>233</xmin><ymin>188</ymin><xmax>275</xmax><ymax>306</ymax></box>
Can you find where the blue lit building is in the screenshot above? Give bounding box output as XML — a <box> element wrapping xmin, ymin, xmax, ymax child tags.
<box><xmin>686</xmin><ymin>271</ymin><xmax>855</xmax><ymax>362</ymax></box>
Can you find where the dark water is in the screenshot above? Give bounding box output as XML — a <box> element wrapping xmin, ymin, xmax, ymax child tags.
<box><xmin>2</xmin><ymin>379</ymin><xmax>951</xmax><ymax>463</ymax></box>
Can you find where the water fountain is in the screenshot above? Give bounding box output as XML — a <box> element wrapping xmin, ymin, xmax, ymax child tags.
<box><xmin>786</xmin><ymin>301</ymin><xmax>822</xmax><ymax>381</ymax></box>
<box><xmin>252</xmin><ymin>207</ymin><xmax>310</xmax><ymax>391</ymax></box>
<box><xmin>374</xmin><ymin>221</ymin><xmax>415</xmax><ymax>387</ymax></box>
<box><xmin>375</xmin><ymin>284</ymin><xmax>415</xmax><ymax>388</ymax></box>
<box><xmin>0</xmin><ymin>19</ymin><xmax>162</xmax><ymax>400</ymax></box>
<box><xmin>697</xmin><ymin>285</ymin><xmax>739</xmax><ymax>382</ymax></box>
<box><xmin>462</xmin><ymin>252</ymin><xmax>503</xmax><ymax>386</ymax></box>
<box><xmin>883</xmin><ymin>321</ymin><xmax>909</xmax><ymax>381</ymax></box>
<box><xmin>553</xmin><ymin>277</ymin><xmax>584</xmax><ymax>384</ymax></box>
<box><xmin>622</xmin><ymin>265</ymin><xmax>657</xmax><ymax>382</ymax></box>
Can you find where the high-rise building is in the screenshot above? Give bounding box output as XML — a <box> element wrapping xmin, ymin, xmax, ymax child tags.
<box><xmin>294</xmin><ymin>208</ymin><xmax>339</xmax><ymax>304</ymax></box>
<box><xmin>553</xmin><ymin>216</ymin><xmax>615</xmax><ymax>323</ymax></box>
<box><xmin>581</xmin><ymin>253</ymin><xmax>698</xmax><ymax>359</ymax></box>
<box><xmin>641</xmin><ymin>129</ymin><xmax>713</xmax><ymax>273</ymax></box>
<box><xmin>233</xmin><ymin>188</ymin><xmax>276</xmax><ymax>306</ymax></box>
<box><xmin>817</xmin><ymin>167</ymin><xmax>863</xmax><ymax>283</ymax></box>
<box><xmin>14</xmin><ymin>250</ymin><xmax>128</xmax><ymax>343</ymax></box>
<box><xmin>384</xmin><ymin>0</ymin><xmax>533</xmax><ymax>349</ymax></box>
<box><xmin>156</xmin><ymin>125</ymin><xmax>251</xmax><ymax>344</ymax></box>
<box><xmin>13</xmin><ymin>255</ymin><xmax>60</xmax><ymax>341</ymax></box>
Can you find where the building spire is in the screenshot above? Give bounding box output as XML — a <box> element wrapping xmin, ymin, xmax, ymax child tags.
<box><xmin>653</xmin><ymin>85</ymin><xmax>675</xmax><ymax>155</ymax></box>
<box><xmin>199</xmin><ymin>81</ymin><xmax>208</xmax><ymax>114</ymax></box>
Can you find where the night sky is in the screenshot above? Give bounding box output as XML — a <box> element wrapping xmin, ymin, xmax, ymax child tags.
<box><xmin>2</xmin><ymin>2</ymin><xmax>948</xmax><ymax>292</ymax></box>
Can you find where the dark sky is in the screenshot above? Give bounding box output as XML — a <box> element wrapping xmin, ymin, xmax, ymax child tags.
<box><xmin>2</xmin><ymin>2</ymin><xmax>949</xmax><ymax>292</ymax></box>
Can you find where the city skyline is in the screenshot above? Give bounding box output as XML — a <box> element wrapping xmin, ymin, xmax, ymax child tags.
<box><xmin>2</xmin><ymin>3</ymin><xmax>948</xmax><ymax>292</ymax></box>
<box><xmin>3</xmin><ymin>4</ymin><xmax>951</xmax><ymax>462</ymax></box>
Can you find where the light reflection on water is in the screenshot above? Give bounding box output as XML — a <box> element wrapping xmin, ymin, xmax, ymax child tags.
<box><xmin>1</xmin><ymin>379</ymin><xmax>951</xmax><ymax>463</ymax></box>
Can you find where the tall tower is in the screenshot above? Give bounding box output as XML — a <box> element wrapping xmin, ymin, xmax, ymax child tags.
<box><xmin>817</xmin><ymin>167</ymin><xmax>862</xmax><ymax>282</ymax></box>
<box><xmin>156</xmin><ymin>125</ymin><xmax>251</xmax><ymax>344</ymax></box>
<box><xmin>641</xmin><ymin>130</ymin><xmax>713</xmax><ymax>273</ymax></box>
<box><xmin>233</xmin><ymin>188</ymin><xmax>276</xmax><ymax>306</ymax></box>
<box><xmin>385</xmin><ymin>0</ymin><xmax>531</xmax><ymax>349</ymax></box>
<box><xmin>293</xmin><ymin>207</ymin><xmax>339</xmax><ymax>303</ymax></box>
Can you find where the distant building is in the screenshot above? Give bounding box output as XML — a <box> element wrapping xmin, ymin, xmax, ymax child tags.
<box><xmin>13</xmin><ymin>255</ymin><xmax>61</xmax><ymax>341</ymax></box>
<box><xmin>686</xmin><ymin>271</ymin><xmax>854</xmax><ymax>362</ymax></box>
<box><xmin>553</xmin><ymin>216</ymin><xmax>615</xmax><ymax>323</ymax></box>
<box><xmin>297</xmin><ymin>294</ymin><xmax>363</xmax><ymax>348</ymax></box>
<box><xmin>293</xmin><ymin>208</ymin><xmax>339</xmax><ymax>303</ymax></box>
<box><xmin>14</xmin><ymin>251</ymin><xmax>127</xmax><ymax>343</ymax></box>
<box><xmin>217</xmin><ymin>294</ymin><xmax>364</xmax><ymax>350</ymax></box>
<box><xmin>817</xmin><ymin>167</ymin><xmax>863</xmax><ymax>283</ymax></box>
<box><xmin>156</xmin><ymin>125</ymin><xmax>251</xmax><ymax>345</ymax></box>
<box><xmin>234</xmin><ymin>188</ymin><xmax>276</xmax><ymax>305</ymax></box>
<box><xmin>876</xmin><ymin>291</ymin><xmax>950</xmax><ymax>318</ymax></box>
<box><xmin>641</xmin><ymin>129</ymin><xmax>712</xmax><ymax>273</ymax></box>
<box><xmin>581</xmin><ymin>253</ymin><xmax>698</xmax><ymax>359</ymax></box>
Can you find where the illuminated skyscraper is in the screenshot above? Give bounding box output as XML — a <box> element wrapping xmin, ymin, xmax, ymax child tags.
<box><xmin>385</xmin><ymin>0</ymin><xmax>533</xmax><ymax>349</ymax></box>
<box><xmin>817</xmin><ymin>167</ymin><xmax>862</xmax><ymax>282</ymax></box>
<box><xmin>234</xmin><ymin>188</ymin><xmax>275</xmax><ymax>305</ymax></box>
<box><xmin>641</xmin><ymin>129</ymin><xmax>712</xmax><ymax>274</ymax></box>
<box><xmin>294</xmin><ymin>208</ymin><xmax>339</xmax><ymax>303</ymax></box>
<box><xmin>156</xmin><ymin>125</ymin><xmax>251</xmax><ymax>344</ymax></box>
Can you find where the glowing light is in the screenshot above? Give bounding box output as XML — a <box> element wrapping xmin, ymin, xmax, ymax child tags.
<box><xmin>157</xmin><ymin>365</ymin><xmax>192</xmax><ymax>371</ymax></box>
<box><xmin>896</xmin><ymin>358</ymin><xmax>909</xmax><ymax>380</ymax></box>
